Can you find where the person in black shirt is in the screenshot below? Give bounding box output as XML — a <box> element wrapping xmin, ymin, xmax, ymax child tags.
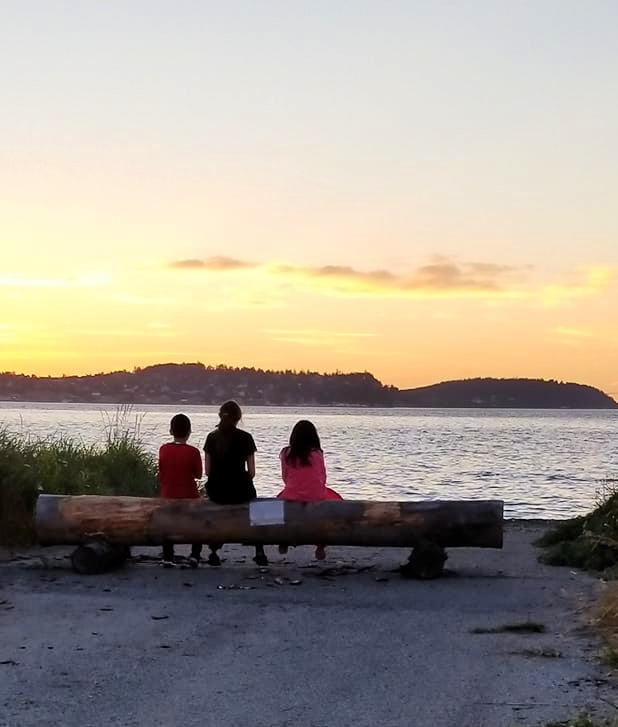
<box><xmin>204</xmin><ymin>400</ymin><xmax>268</xmax><ymax>566</ymax></box>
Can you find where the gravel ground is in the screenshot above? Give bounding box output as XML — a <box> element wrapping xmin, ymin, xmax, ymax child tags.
<box><xmin>0</xmin><ymin>521</ymin><xmax>615</xmax><ymax>727</ymax></box>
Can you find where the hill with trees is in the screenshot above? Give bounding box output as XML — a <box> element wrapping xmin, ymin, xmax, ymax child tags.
<box><xmin>0</xmin><ymin>364</ymin><xmax>393</xmax><ymax>406</ymax></box>
<box><xmin>0</xmin><ymin>365</ymin><xmax>615</xmax><ymax>408</ymax></box>
<box><xmin>397</xmin><ymin>377</ymin><xmax>617</xmax><ymax>409</ymax></box>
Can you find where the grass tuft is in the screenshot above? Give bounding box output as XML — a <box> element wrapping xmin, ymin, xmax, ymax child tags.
<box><xmin>536</xmin><ymin>478</ymin><xmax>618</xmax><ymax>575</ymax></box>
<box><xmin>595</xmin><ymin>582</ymin><xmax>618</xmax><ymax>674</ymax></box>
<box><xmin>544</xmin><ymin>717</ymin><xmax>618</xmax><ymax>727</ymax></box>
<box><xmin>0</xmin><ymin>419</ymin><xmax>158</xmax><ymax>547</ymax></box>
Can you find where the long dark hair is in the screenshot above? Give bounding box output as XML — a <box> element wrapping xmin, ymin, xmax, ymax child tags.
<box><xmin>217</xmin><ymin>400</ymin><xmax>242</xmax><ymax>431</ymax></box>
<box><xmin>214</xmin><ymin>400</ymin><xmax>242</xmax><ymax>454</ymax></box>
<box><xmin>285</xmin><ymin>420</ymin><xmax>321</xmax><ymax>467</ymax></box>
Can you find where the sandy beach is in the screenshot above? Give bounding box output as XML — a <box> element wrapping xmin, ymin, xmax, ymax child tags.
<box><xmin>0</xmin><ymin>521</ymin><xmax>615</xmax><ymax>727</ymax></box>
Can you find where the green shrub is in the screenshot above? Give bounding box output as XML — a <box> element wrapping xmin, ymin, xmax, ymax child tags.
<box><xmin>0</xmin><ymin>425</ymin><xmax>158</xmax><ymax>547</ymax></box>
<box><xmin>544</xmin><ymin>716</ymin><xmax>618</xmax><ymax>727</ymax></box>
<box><xmin>536</xmin><ymin>478</ymin><xmax>618</xmax><ymax>575</ymax></box>
<box><xmin>535</xmin><ymin>516</ymin><xmax>586</xmax><ymax>547</ymax></box>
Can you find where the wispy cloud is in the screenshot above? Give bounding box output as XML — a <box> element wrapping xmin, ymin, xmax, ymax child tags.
<box><xmin>0</xmin><ymin>274</ymin><xmax>111</xmax><ymax>288</ymax></box>
<box><xmin>0</xmin><ymin>323</ymin><xmax>16</xmax><ymax>342</ymax></box>
<box><xmin>146</xmin><ymin>321</ymin><xmax>171</xmax><ymax>330</ymax></box>
<box><xmin>166</xmin><ymin>255</ymin><xmax>616</xmax><ymax>302</ymax></box>
<box><xmin>168</xmin><ymin>256</ymin><xmax>254</xmax><ymax>271</ymax></box>
<box><xmin>167</xmin><ymin>255</ymin><xmax>526</xmax><ymax>297</ymax></box>
<box><xmin>264</xmin><ymin>328</ymin><xmax>376</xmax><ymax>347</ymax></box>
<box><xmin>265</xmin><ymin>328</ymin><xmax>375</xmax><ymax>338</ymax></box>
<box><xmin>68</xmin><ymin>328</ymin><xmax>174</xmax><ymax>338</ymax></box>
<box><xmin>270</xmin><ymin>258</ymin><xmax>526</xmax><ymax>294</ymax></box>
<box><xmin>539</xmin><ymin>266</ymin><xmax>617</xmax><ymax>306</ymax></box>
<box><xmin>549</xmin><ymin>325</ymin><xmax>598</xmax><ymax>348</ymax></box>
<box><xmin>109</xmin><ymin>293</ymin><xmax>174</xmax><ymax>306</ymax></box>
<box><xmin>551</xmin><ymin>326</ymin><xmax>594</xmax><ymax>338</ymax></box>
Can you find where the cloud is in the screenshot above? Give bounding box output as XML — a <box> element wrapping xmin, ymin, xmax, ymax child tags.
<box><xmin>269</xmin><ymin>258</ymin><xmax>527</xmax><ymax>295</ymax></box>
<box><xmin>549</xmin><ymin>325</ymin><xmax>600</xmax><ymax>348</ymax></box>
<box><xmin>168</xmin><ymin>256</ymin><xmax>254</xmax><ymax>271</ymax></box>
<box><xmin>0</xmin><ymin>274</ymin><xmax>111</xmax><ymax>288</ymax></box>
<box><xmin>68</xmin><ymin>328</ymin><xmax>174</xmax><ymax>338</ymax></box>
<box><xmin>168</xmin><ymin>255</ymin><xmax>524</xmax><ymax>296</ymax></box>
<box><xmin>264</xmin><ymin>329</ymin><xmax>375</xmax><ymax>338</ymax></box>
<box><xmin>166</xmin><ymin>255</ymin><xmax>616</xmax><ymax>301</ymax></box>
<box><xmin>551</xmin><ymin>327</ymin><xmax>594</xmax><ymax>338</ymax></box>
<box><xmin>264</xmin><ymin>328</ymin><xmax>376</xmax><ymax>347</ymax></box>
<box><xmin>279</xmin><ymin>264</ymin><xmax>398</xmax><ymax>286</ymax></box>
<box><xmin>146</xmin><ymin>321</ymin><xmax>171</xmax><ymax>330</ymax></box>
<box><xmin>109</xmin><ymin>293</ymin><xmax>174</xmax><ymax>306</ymax></box>
<box><xmin>0</xmin><ymin>323</ymin><xmax>16</xmax><ymax>342</ymax></box>
<box><xmin>539</xmin><ymin>265</ymin><xmax>617</xmax><ymax>306</ymax></box>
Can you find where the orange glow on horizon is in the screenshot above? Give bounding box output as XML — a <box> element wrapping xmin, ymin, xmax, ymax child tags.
<box><xmin>1</xmin><ymin>257</ymin><xmax>617</xmax><ymax>397</ymax></box>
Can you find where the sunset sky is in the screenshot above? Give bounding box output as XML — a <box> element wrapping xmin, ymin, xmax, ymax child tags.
<box><xmin>2</xmin><ymin>1</ymin><xmax>617</xmax><ymax>394</ymax></box>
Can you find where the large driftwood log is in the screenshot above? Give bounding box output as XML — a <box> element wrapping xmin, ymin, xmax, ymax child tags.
<box><xmin>36</xmin><ymin>495</ymin><xmax>503</xmax><ymax>549</ymax></box>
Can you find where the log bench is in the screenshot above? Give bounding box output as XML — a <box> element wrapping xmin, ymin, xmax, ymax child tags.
<box><xmin>35</xmin><ymin>494</ymin><xmax>503</xmax><ymax>578</ymax></box>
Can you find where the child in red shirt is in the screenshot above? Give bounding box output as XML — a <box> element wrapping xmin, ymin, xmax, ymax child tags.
<box><xmin>158</xmin><ymin>413</ymin><xmax>203</xmax><ymax>567</ymax></box>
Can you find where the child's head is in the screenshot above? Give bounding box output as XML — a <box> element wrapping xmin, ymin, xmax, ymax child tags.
<box><xmin>218</xmin><ymin>400</ymin><xmax>242</xmax><ymax>430</ymax></box>
<box><xmin>287</xmin><ymin>419</ymin><xmax>321</xmax><ymax>466</ymax></box>
<box><xmin>170</xmin><ymin>413</ymin><xmax>191</xmax><ymax>440</ymax></box>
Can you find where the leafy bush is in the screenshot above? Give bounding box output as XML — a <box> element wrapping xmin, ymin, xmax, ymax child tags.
<box><xmin>536</xmin><ymin>479</ymin><xmax>618</xmax><ymax>574</ymax></box>
<box><xmin>0</xmin><ymin>424</ymin><xmax>158</xmax><ymax>546</ymax></box>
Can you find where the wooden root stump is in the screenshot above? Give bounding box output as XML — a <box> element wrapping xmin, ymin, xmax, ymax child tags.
<box><xmin>399</xmin><ymin>541</ymin><xmax>448</xmax><ymax>580</ymax></box>
<box><xmin>70</xmin><ymin>541</ymin><xmax>131</xmax><ymax>575</ymax></box>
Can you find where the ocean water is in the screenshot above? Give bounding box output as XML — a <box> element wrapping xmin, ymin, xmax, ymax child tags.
<box><xmin>1</xmin><ymin>402</ymin><xmax>616</xmax><ymax>519</ymax></box>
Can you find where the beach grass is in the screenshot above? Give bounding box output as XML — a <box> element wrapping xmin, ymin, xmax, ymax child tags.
<box><xmin>536</xmin><ymin>478</ymin><xmax>618</xmax><ymax>575</ymax></box>
<box><xmin>596</xmin><ymin>582</ymin><xmax>618</xmax><ymax>671</ymax></box>
<box><xmin>543</xmin><ymin>717</ymin><xmax>618</xmax><ymax>727</ymax></box>
<box><xmin>0</xmin><ymin>422</ymin><xmax>158</xmax><ymax>546</ymax></box>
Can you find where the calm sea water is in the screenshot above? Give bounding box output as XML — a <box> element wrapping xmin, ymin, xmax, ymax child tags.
<box><xmin>1</xmin><ymin>402</ymin><xmax>616</xmax><ymax>519</ymax></box>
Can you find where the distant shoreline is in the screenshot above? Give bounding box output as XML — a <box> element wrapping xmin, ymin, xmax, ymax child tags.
<box><xmin>1</xmin><ymin>399</ymin><xmax>617</xmax><ymax>411</ymax></box>
<box><xmin>1</xmin><ymin>365</ymin><xmax>615</xmax><ymax>408</ymax></box>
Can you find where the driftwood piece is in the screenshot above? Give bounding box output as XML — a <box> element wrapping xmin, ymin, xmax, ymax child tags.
<box><xmin>36</xmin><ymin>495</ymin><xmax>503</xmax><ymax>549</ymax></box>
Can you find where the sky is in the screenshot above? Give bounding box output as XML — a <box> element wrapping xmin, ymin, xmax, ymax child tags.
<box><xmin>1</xmin><ymin>1</ymin><xmax>617</xmax><ymax>394</ymax></box>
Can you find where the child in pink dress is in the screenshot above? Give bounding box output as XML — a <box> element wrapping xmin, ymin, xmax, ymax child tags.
<box><xmin>277</xmin><ymin>420</ymin><xmax>342</xmax><ymax>560</ymax></box>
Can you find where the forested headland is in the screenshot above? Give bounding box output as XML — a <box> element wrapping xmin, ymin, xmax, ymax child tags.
<box><xmin>0</xmin><ymin>364</ymin><xmax>615</xmax><ymax>408</ymax></box>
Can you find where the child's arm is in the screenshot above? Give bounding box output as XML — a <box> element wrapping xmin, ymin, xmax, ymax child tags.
<box><xmin>245</xmin><ymin>433</ymin><xmax>257</xmax><ymax>480</ymax></box>
<box><xmin>316</xmin><ymin>450</ymin><xmax>327</xmax><ymax>486</ymax></box>
<box><xmin>194</xmin><ymin>448</ymin><xmax>203</xmax><ymax>480</ymax></box>
<box><xmin>203</xmin><ymin>433</ymin><xmax>212</xmax><ymax>478</ymax></box>
<box><xmin>157</xmin><ymin>446</ymin><xmax>164</xmax><ymax>487</ymax></box>
<box><xmin>280</xmin><ymin>448</ymin><xmax>289</xmax><ymax>483</ymax></box>
<box><xmin>246</xmin><ymin>453</ymin><xmax>256</xmax><ymax>480</ymax></box>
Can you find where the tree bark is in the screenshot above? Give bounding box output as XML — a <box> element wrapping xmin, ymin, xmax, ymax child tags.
<box><xmin>36</xmin><ymin>495</ymin><xmax>502</xmax><ymax>549</ymax></box>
